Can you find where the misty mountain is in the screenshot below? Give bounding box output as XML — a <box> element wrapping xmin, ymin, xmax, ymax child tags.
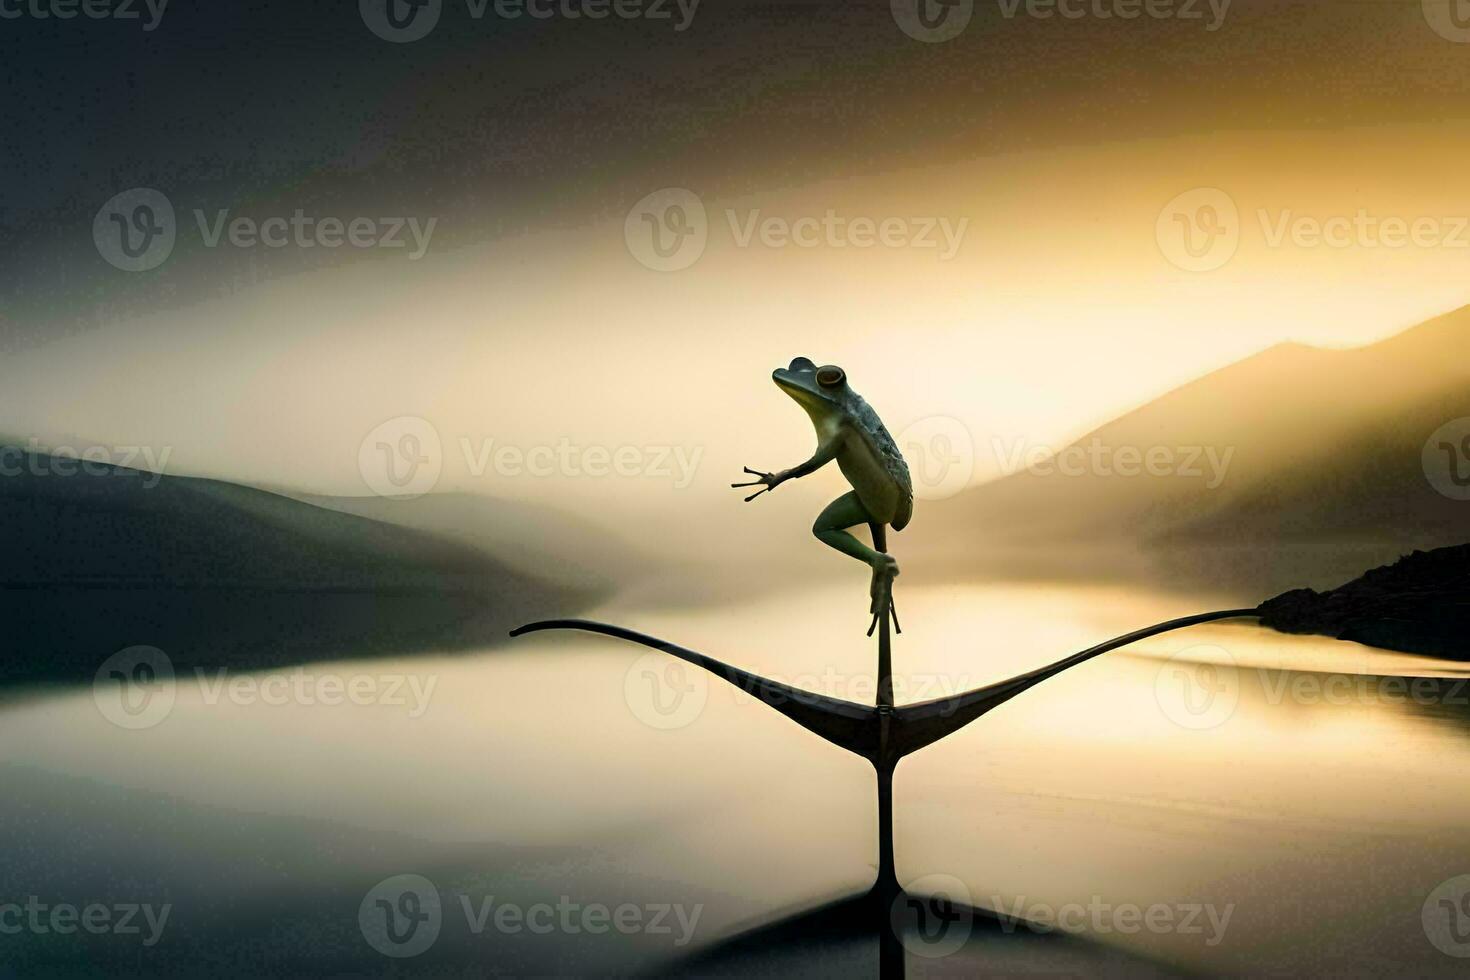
<box><xmin>0</xmin><ymin>449</ymin><xmax>556</xmax><ymax>591</ymax></box>
<box><xmin>915</xmin><ymin>306</ymin><xmax>1470</xmax><ymax>592</ymax></box>
<box><xmin>0</xmin><ymin>449</ymin><xmax>592</xmax><ymax>686</ymax></box>
<box><xmin>282</xmin><ymin>490</ymin><xmax>652</xmax><ymax>596</ymax></box>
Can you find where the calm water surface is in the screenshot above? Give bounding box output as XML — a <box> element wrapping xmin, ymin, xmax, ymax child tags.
<box><xmin>2</xmin><ymin>581</ymin><xmax>1467</xmax><ymax>975</ymax></box>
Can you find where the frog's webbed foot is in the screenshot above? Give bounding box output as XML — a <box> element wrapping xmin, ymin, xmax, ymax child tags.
<box><xmin>866</xmin><ymin>556</ymin><xmax>901</xmax><ymax>637</ymax></box>
<box><xmin>731</xmin><ymin>467</ymin><xmax>779</xmax><ymax>502</ymax></box>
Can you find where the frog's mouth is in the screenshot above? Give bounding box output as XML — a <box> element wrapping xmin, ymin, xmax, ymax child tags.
<box><xmin>772</xmin><ymin>367</ymin><xmax>826</xmax><ymax>409</ymax></box>
<box><xmin>771</xmin><ymin>367</ymin><xmax>801</xmax><ymax>390</ymax></box>
<box><xmin>772</xmin><ymin>356</ymin><xmax>824</xmax><ymax>399</ymax></box>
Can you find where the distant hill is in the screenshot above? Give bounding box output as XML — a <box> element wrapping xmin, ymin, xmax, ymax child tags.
<box><xmin>1258</xmin><ymin>544</ymin><xmax>1470</xmax><ymax>660</ymax></box>
<box><xmin>915</xmin><ymin>305</ymin><xmax>1470</xmax><ymax>592</ymax></box>
<box><xmin>0</xmin><ymin>450</ymin><xmax>592</xmax><ymax>686</ymax></box>
<box><xmin>282</xmin><ymin>490</ymin><xmax>652</xmax><ymax>596</ymax></box>
<box><xmin>0</xmin><ymin>448</ymin><xmax>556</xmax><ymax>591</ymax></box>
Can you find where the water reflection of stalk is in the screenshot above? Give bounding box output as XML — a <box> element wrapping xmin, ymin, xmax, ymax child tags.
<box><xmin>512</xmin><ymin>598</ymin><xmax>1259</xmax><ymax>977</ymax></box>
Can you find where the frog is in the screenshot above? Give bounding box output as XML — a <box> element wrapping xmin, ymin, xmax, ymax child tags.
<box><xmin>732</xmin><ymin>357</ymin><xmax>913</xmax><ymax>633</ymax></box>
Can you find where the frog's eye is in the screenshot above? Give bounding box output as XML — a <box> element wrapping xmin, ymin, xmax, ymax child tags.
<box><xmin>816</xmin><ymin>366</ymin><xmax>845</xmax><ymax>388</ymax></box>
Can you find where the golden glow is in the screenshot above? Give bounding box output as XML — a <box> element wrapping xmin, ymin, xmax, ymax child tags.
<box><xmin>4</xmin><ymin>121</ymin><xmax>1470</xmax><ymax>572</ymax></box>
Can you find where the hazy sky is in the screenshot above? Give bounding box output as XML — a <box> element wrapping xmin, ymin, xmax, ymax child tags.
<box><xmin>5</xmin><ymin>0</ymin><xmax>1470</xmax><ymax>557</ymax></box>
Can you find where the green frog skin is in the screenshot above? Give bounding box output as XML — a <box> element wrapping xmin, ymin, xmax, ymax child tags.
<box><xmin>733</xmin><ymin>357</ymin><xmax>914</xmax><ymax>630</ymax></box>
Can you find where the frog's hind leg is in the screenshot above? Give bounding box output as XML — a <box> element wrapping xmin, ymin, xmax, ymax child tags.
<box><xmin>869</xmin><ymin>522</ymin><xmax>900</xmax><ymax>635</ymax></box>
<box><xmin>812</xmin><ymin>491</ymin><xmax>886</xmax><ymax>566</ymax></box>
<box><xmin>811</xmin><ymin>492</ymin><xmax>899</xmax><ymax>632</ymax></box>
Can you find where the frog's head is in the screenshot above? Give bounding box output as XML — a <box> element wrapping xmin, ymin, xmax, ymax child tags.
<box><xmin>773</xmin><ymin>356</ymin><xmax>850</xmax><ymax>422</ymax></box>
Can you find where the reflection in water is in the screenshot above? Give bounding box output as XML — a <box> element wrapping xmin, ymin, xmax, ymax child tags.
<box><xmin>1</xmin><ymin>582</ymin><xmax>1467</xmax><ymax>975</ymax></box>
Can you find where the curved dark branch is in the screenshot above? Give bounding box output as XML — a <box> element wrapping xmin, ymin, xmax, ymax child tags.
<box><xmin>511</xmin><ymin>619</ymin><xmax>880</xmax><ymax>760</ymax></box>
<box><xmin>888</xmin><ymin>608</ymin><xmax>1260</xmax><ymax>759</ymax></box>
<box><xmin>510</xmin><ymin>609</ymin><xmax>1263</xmax><ymax>764</ymax></box>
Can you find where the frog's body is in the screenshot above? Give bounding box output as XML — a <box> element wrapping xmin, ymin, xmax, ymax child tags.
<box><xmin>732</xmin><ymin>357</ymin><xmax>913</xmax><ymax>631</ymax></box>
<box><xmin>829</xmin><ymin>391</ymin><xmax>914</xmax><ymax>530</ymax></box>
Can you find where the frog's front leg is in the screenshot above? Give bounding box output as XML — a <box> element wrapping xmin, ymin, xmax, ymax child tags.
<box><xmin>731</xmin><ymin>436</ymin><xmax>841</xmax><ymax>501</ymax></box>
<box><xmin>812</xmin><ymin>491</ymin><xmax>900</xmax><ymax>633</ymax></box>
